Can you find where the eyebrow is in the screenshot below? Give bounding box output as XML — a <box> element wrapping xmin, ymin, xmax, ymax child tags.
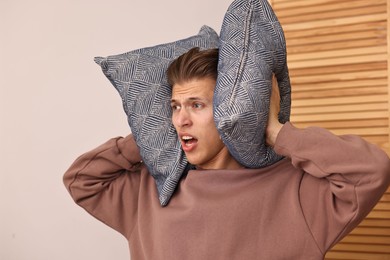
<box><xmin>170</xmin><ymin>97</ymin><xmax>206</xmax><ymax>103</ymax></box>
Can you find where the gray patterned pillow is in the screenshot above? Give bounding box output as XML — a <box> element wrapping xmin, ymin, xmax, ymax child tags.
<box><xmin>95</xmin><ymin>26</ymin><xmax>219</xmax><ymax>206</ymax></box>
<box><xmin>214</xmin><ymin>0</ymin><xmax>291</xmax><ymax>168</ymax></box>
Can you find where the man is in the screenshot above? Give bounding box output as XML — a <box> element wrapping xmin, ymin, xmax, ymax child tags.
<box><xmin>64</xmin><ymin>48</ymin><xmax>390</xmax><ymax>259</ymax></box>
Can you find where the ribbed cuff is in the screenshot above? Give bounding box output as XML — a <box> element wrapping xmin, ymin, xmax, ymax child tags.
<box><xmin>273</xmin><ymin>122</ymin><xmax>299</xmax><ymax>158</ymax></box>
<box><xmin>117</xmin><ymin>134</ymin><xmax>143</xmax><ymax>164</ymax></box>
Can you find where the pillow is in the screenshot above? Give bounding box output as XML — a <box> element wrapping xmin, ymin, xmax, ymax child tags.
<box><xmin>214</xmin><ymin>0</ymin><xmax>291</xmax><ymax>168</ymax></box>
<box><xmin>95</xmin><ymin>26</ymin><xmax>219</xmax><ymax>206</ymax></box>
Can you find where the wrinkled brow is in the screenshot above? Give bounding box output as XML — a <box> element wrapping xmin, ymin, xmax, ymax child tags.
<box><xmin>170</xmin><ymin>97</ymin><xmax>206</xmax><ymax>104</ymax></box>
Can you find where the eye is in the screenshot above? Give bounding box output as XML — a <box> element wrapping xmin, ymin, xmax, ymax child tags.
<box><xmin>193</xmin><ymin>103</ymin><xmax>203</xmax><ymax>109</ymax></box>
<box><xmin>171</xmin><ymin>104</ymin><xmax>181</xmax><ymax>111</ymax></box>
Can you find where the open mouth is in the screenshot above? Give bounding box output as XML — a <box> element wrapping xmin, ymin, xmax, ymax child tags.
<box><xmin>182</xmin><ymin>136</ymin><xmax>198</xmax><ymax>146</ymax></box>
<box><xmin>180</xmin><ymin>135</ymin><xmax>199</xmax><ymax>151</ymax></box>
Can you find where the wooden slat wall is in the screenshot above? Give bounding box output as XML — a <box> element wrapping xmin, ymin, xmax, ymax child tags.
<box><xmin>269</xmin><ymin>0</ymin><xmax>390</xmax><ymax>259</ymax></box>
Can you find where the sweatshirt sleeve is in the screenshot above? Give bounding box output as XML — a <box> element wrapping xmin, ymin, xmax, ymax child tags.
<box><xmin>273</xmin><ymin>122</ymin><xmax>390</xmax><ymax>254</ymax></box>
<box><xmin>63</xmin><ymin>134</ymin><xmax>143</xmax><ymax>238</ymax></box>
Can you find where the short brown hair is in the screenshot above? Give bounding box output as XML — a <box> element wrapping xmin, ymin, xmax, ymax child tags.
<box><xmin>167</xmin><ymin>47</ymin><xmax>218</xmax><ymax>86</ymax></box>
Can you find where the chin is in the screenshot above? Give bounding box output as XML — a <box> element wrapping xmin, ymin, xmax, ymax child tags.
<box><xmin>185</xmin><ymin>155</ymin><xmax>202</xmax><ymax>167</ymax></box>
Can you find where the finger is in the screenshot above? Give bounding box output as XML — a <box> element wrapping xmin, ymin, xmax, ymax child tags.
<box><xmin>271</xmin><ymin>74</ymin><xmax>280</xmax><ymax>100</ymax></box>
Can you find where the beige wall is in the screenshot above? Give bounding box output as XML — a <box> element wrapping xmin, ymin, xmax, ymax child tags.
<box><xmin>0</xmin><ymin>1</ymin><xmax>232</xmax><ymax>259</ymax></box>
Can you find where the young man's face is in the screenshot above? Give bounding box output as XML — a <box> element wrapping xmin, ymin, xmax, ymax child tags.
<box><xmin>171</xmin><ymin>77</ymin><xmax>241</xmax><ymax>170</ymax></box>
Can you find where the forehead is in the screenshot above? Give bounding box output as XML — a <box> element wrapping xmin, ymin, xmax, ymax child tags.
<box><xmin>171</xmin><ymin>78</ymin><xmax>216</xmax><ymax>101</ymax></box>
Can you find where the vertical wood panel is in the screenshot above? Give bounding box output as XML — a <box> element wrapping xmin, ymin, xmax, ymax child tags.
<box><xmin>270</xmin><ymin>0</ymin><xmax>390</xmax><ymax>259</ymax></box>
<box><xmin>388</xmin><ymin>0</ymin><xmax>390</xmax><ymax>152</ymax></box>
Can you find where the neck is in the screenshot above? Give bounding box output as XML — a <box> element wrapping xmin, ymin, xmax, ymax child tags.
<box><xmin>196</xmin><ymin>148</ymin><xmax>244</xmax><ymax>170</ymax></box>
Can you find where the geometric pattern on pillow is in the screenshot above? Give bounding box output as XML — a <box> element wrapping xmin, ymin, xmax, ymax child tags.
<box><xmin>94</xmin><ymin>26</ymin><xmax>219</xmax><ymax>206</ymax></box>
<box><xmin>214</xmin><ymin>0</ymin><xmax>291</xmax><ymax>168</ymax></box>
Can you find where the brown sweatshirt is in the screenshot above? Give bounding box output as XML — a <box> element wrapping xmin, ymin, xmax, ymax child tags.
<box><xmin>63</xmin><ymin>123</ymin><xmax>390</xmax><ymax>260</ymax></box>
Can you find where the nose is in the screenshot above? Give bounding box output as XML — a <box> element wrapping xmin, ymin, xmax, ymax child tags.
<box><xmin>173</xmin><ymin>108</ymin><xmax>192</xmax><ymax>128</ymax></box>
